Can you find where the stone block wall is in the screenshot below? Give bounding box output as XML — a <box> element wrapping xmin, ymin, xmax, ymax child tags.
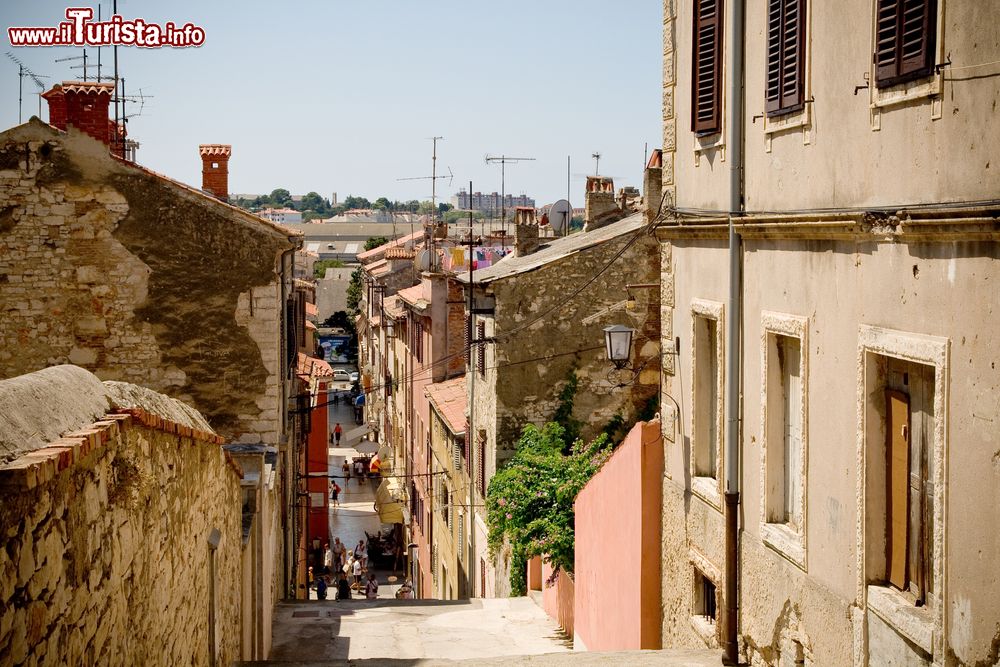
<box><xmin>0</xmin><ymin>121</ymin><xmax>297</xmax><ymax>444</ymax></box>
<box><xmin>0</xmin><ymin>409</ymin><xmax>244</xmax><ymax>667</ymax></box>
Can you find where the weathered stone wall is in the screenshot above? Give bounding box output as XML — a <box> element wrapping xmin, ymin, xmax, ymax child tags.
<box><xmin>0</xmin><ymin>120</ymin><xmax>297</xmax><ymax>443</ymax></box>
<box><xmin>490</xmin><ymin>229</ymin><xmax>660</xmax><ymax>457</ymax></box>
<box><xmin>0</xmin><ymin>401</ymin><xmax>244</xmax><ymax>666</ymax></box>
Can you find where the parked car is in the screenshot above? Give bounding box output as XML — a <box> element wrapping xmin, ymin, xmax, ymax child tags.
<box><xmin>333</xmin><ymin>369</ymin><xmax>351</xmax><ymax>382</ymax></box>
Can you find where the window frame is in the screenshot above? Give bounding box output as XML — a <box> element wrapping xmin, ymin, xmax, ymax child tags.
<box><xmin>690</xmin><ymin>299</ymin><xmax>725</xmax><ymax>509</ymax></box>
<box><xmin>856</xmin><ymin>325</ymin><xmax>948</xmax><ymax>660</ymax></box>
<box><xmin>759</xmin><ymin>312</ymin><xmax>809</xmax><ymax>569</ymax></box>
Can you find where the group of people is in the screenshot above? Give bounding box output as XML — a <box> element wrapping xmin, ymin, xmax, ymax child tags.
<box><xmin>310</xmin><ymin>537</ymin><xmax>379</xmax><ymax>600</ymax></box>
<box><xmin>341</xmin><ymin>456</ymin><xmax>375</xmax><ymax>484</ymax></box>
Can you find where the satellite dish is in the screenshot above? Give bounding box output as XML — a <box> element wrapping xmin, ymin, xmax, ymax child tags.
<box><xmin>549</xmin><ymin>199</ymin><xmax>572</xmax><ymax>235</ymax></box>
<box><xmin>415</xmin><ymin>250</ymin><xmax>432</xmax><ymax>271</ymax></box>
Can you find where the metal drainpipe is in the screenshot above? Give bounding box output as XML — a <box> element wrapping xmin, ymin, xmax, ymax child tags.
<box><xmin>724</xmin><ymin>0</ymin><xmax>746</xmax><ymax>663</ymax></box>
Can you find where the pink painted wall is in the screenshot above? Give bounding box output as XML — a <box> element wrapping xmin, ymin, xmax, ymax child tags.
<box><xmin>541</xmin><ymin>561</ymin><xmax>575</xmax><ymax>637</ymax></box>
<box><xmin>573</xmin><ymin>419</ymin><xmax>663</xmax><ymax>650</ymax></box>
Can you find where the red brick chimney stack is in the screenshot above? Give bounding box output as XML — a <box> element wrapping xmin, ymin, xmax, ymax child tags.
<box><xmin>199</xmin><ymin>144</ymin><xmax>232</xmax><ymax>201</ymax></box>
<box><xmin>42</xmin><ymin>81</ymin><xmax>115</xmax><ymax>145</ymax></box>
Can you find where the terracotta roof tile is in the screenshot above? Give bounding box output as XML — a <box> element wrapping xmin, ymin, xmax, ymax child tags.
<box><xmin>396</xmin><ymin>284</ymin><xmax>424</xmax><ymax>306</ymax></box>
<box><xmin>199</xmin><ymin>144</ymin><xmax>232</xmax><ymax>158</ymax></box>
<box><xmin>296</xmin><ymin>353</ymin><xmax>333</xmax><ymax>378</ymax></box>
<box><xmin>425</xmin><ymin>376</ymin><xmax>467</xmax><ymax>436</ymax></box>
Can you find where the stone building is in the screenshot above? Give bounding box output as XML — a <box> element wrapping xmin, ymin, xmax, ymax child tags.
<box><xmin>0</xmin><ymin>86</ymin><xmax>304</xmax><ymax>655</ymax></box>
<box><xmin>657</xmin><ymin>1</ymin><xmax>1000</xmax><ymax>665</ymax></box>
<box><xmin>457</xmin><ymin>206</ymin><xmax>661</xmax><ymax>598</ymax></box>
<box><xmin>0</xmin><ymin>366</ymin><xmax>245</xmax><ymax>666</ymax></box>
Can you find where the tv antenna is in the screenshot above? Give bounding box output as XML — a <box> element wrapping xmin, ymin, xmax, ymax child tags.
<box><xmin>6</xmin><ymin>52</ymin><xmax>49</xmax><ymax>122</ymax></box>
<box><xmin>396</xmin><ymin>137</ymin><xmax>452</xmax><ymax>219</ymax></box>
<box><xmin>591</xmin><ymin>151</ymin><xmax>601</xmax><ymax>176</ymax></box>
<box><xmin>56</xmin><ymin>49</ymin><xmax>92</xmax><ymax>81</ymax></box>
<box><xmin>485</xmin><ymin>153</ymin><xmax>535</xmax><ymax>242</ymax></box>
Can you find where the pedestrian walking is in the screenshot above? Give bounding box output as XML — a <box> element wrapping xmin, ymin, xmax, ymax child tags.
<box><xmin>365</xmin><ymin>574</ymin><xmax>379</xmax><ymax>600</ymax></box>
<box><xmin>352</xmin><ymin>557</ymin><xmax>363</xmax><ymax>589</ymax></box>
<box><xmin>342</xmin><ymin>460</ymin><xmax>351</xmax><ymax>486</ymax></box>
<box><xmin>316</xmin><ymin>576</ymin><xmax>328</xmax><ymax>600</ymax></box>
<box><xmin>323</xmin><ymin>543</ymin><xmax>332</xmax><ymax>575</ymax></box>
<box><xmin>334</xmin><ymin>422</ymin><xmax>343</xmax><ymax>445</ymax></box>
<box><xmin>355</xmin><ymin>540</ymin><xmax>368</xmax><ymax>570</ymax></box>
<box><xmin>332</xmin><ymin>537</ymin><xmax>345</xmax><ymax>566</ymax></box>
<box><xmin>396</xmin><ymin>578</ymin><xmax>414</xmax><ymax>599</ymax></box>
<box><xmin>330</xmin><ymin>480</ymin><xmax>341</xmax><ymax>507</ymax></box>
<box><xmin>354</xmin><ymin>459</ymin><xmax>364</xmax><ymax>483</ymax></box>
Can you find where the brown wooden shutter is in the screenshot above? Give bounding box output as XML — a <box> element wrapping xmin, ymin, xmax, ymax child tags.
<box><xmin>766</xmin><ymin>0</ymin><xmax>805</xmax><ymax>115</ymax></box>
<box><xmin>886</xmin><ymin>389</ymin><xmax>910</xmax><ymax>590</ymax></box>
<box><xmin>465</xmin><ymin>315</ymin><xmax>471</xmax><ymax>365</ymax></box>
<box><xmin>477</xmin><ymin>321</ymin><xmax>486</xmax><ymax>376</ymax></box>
<box><xmin>480</xmin><ymin>558</ymin><xmax>487</xmax><ymax>598</ymax></box>
<box><xmin>875</xmin><ymin>0</ymin><xmax>936</xmax><ymax>86</ymax></box>
<box><xmin>691</xmin><ymin>0</ymin><xmax>724</xmax><ymax>134</ymax></box>
<box><xmin>463</xmin><ymin>420</ymin><xmax>470</xmax><ymax>463</ymax></box>
<box><xmin>477</xmin><ymin>435</ymin><xmax>486</xmax><ymax>496</ymax></box>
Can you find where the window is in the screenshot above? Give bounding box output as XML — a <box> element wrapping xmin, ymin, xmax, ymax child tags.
<box><xmin>480</xmin><ymin>558</ymin><xmax>487</xmax><ymax>598</ymax></box>
<box><xmin>766</xmin><ymin>0</ymin><xmax>806</xmax><ymax>116</ymax></box>
<box><xmin>440</xmin><ymin>484</ymin><xmax>450</xmax><ymax>528</ymax></box>
<box><xmin>477</xmin><ymin>431</ymin><xmax>486</xmax><ymax>496</ymax></box>
<box><xmin>884</xmin><ymin>360</ymin><xmax>933</xmax><ymax>604</ymax></box>
<box><xmin>691</xmin><ymin>300</ymin><xmax>724</xmax><ymax>500</ymax></box>
<box><xmin>760</xmin><ymin>314</ymin><xmax>808</xmax><ymax>567</ymax></box>
<box><xmin>691</xmin><ymin>0</ymin><xmax>724</xmax><ymax>134</ymax></box>
<box><xmin>476</xmin><ymin>321</ymin><xmax>486</xmax><ymax>377</ymax></box>
<box><xmin>696</xmin><ymin>571</ymin><xmax>717</xmax><ymax>622</ymax></box>
<box><xmin>874</xmin><ymin>0</ymin><xmax>937</xmax><ymax>87</ymax></box>
<box><xmin>859</xmin><ymin>325</ymin><xmax>946</xmax><ymax>659</ymax></box>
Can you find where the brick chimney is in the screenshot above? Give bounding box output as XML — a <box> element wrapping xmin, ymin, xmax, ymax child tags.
<box><xmin>42</xmin><ymin>81</ymin><xmax>114</xmax><ymax>145</ymax></box>
<box><xmin>583</xmin><ymin>176</ymin><xmax>618</xmax><ymax>231</ymax></box>
<box><xmin>643</xmin><ymin>149</ymin><xmax>664</xmax><ymax>224</ymax></box>
<box><xmin>199</xmin><ymin>144</ymin><xmax>232</xmax><ymax>201</ymax></box>
<box><xmin>514</xmin><ymin>207</ymin><xmax>540</xmax><ymax>257</ymax></box>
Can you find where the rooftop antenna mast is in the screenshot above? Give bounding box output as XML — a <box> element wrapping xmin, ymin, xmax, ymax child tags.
<box><xmin>56</xmin><ymin>49</ymin><xmax>90</xmax><ymax>82</ymax></box>
<box><xmin>592</xmin><ymin>151</ymin><xmax>601</xmax><ymax>176</ymax></box>
<box><xmin>6</xmin><ymin>52</ymin><xmax>49</xmax><ymax>122</ymax></box>
<box><xmin>485</xmin><ymin>154</ymin><xmax>535</xmax><ymax>244</ymax></box>
<box><xmin>396</xmin><ymin>137</ymin><xmax>453</xmax><ymax>218</ymax></box>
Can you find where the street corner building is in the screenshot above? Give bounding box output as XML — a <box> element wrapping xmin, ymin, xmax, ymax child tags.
<box><xmin>656</xmin><ymin>0</ymin><xmax>1000</xmax><ymax>665</ymax></box>
<box><xmin>0</xmin><ymin>82</ymin><xmax>304</xmax><ymax>662</ymax></box>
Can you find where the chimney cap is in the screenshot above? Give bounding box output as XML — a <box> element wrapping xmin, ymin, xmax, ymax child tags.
<box><xmin>199</xmin><ymin>144</ymin><xmax>232</xmax><ymax>158</ymax></box>
<box><xmin>45</xmin><ymin>81</ymin><xmax>114</xmax><ymax>96</ymax></box>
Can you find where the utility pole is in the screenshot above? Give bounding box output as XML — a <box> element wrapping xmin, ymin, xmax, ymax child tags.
<box><xmin>485</xmin><ymin>154</ymin><xmax>535</xmax><ymax>244</ymax></box>
<box><xmin>592</xmin><ymin>151</ymin><xmax>601</xmax><ymax>176</ymax></box>
<box><xmin>466</xmin><ymin>180</ymin><xmax>477</xmax><ymax>599</ymax></box>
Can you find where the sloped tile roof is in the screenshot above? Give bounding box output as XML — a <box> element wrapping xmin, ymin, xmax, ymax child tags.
<box><xmin>425</xmin><ymin>375</ymin><xmax>467</xmax><ymax>436</ymax></box>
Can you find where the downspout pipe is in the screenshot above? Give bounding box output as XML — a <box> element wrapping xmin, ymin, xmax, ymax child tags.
<box><xmin>724</xmin><ymin>0</ymin><xmax>745</xmax><ymax>663</ymax></box>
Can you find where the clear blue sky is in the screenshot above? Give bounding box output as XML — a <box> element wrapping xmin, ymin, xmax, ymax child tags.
<box><xmin>2</xmin><ymin>1</ymin><xmax>663</xmax><ymax>207</ymax></box>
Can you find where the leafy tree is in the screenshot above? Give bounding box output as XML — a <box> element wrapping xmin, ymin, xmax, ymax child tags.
<box><xmin>417</xmin><ymin>200</ymin><xmax>437</xmax><ymax>214</ymax></box>
<box><xmin>438</xmin><ymin>203</ymin><xmax>454</xmax><ymax>213</ymax></box>
<box><xmin>346</xmin><ymin>267</ymin><xmax>364</xmax><ymax>314</ymax></box>
<box><xmin>373</xmin><ymin>197</ymin><xmax>393</xmax><ymax>211</ymax></box>
<box><xmin>300</xmin><ymin>191</ymin><xmax>327</xmax><ymax>212</ymax></box>
<box><xmin>322</xmin><ymin>310</ymin><xmax>356</xmax><ymax>336</ymax></box>
<box><xmin>342</xmin><ymin>195</ymin><xmax>372</xmax><ymax>210</ymax></box>
<box><xmin>270</xmin><ymin>188</ymin><xmax>292</xmax><ymax>206</ymax></box>
<box><xmin>313</xmin><ymin>258</ymin><xmax>345</xmax><ymax>278</ymax></box>
<box><xmin>364</xmin><ymin>236</ymin><xmax>389</xmax><ymax>251</ymax></box>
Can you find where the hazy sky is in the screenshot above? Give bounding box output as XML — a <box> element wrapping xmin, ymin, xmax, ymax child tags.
<box><xmin>2</xmin><ymin>1</ymin><xmax>663</xmax><ymax>206</ymax></box>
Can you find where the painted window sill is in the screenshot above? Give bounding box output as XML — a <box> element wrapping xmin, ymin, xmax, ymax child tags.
<box><xmin>761</xmin><ymin>522</ymin><xmax>806</xmax><ymax>570</ymax></box>
<box><xmin>691</xmin><ymin>476</ymin><xmax>721</xmax><ymax>511</ymax></box>
<box><xmin>690</xmin><ymin>615</ymin><xmax>718</xmax><ymax>647</ymax></box>
<box><xmin>867</xmin><ymin>584</ymin><xmax>933</xmax><ymax>654</ymax></box>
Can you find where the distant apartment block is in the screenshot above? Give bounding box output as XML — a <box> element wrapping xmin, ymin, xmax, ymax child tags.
<box><xmin>451</xmin><ymin>189</ymin><xmax>535</xmax><ymax>215</ymax></box>
<box><xmin>257</xmin><ymin>207</ymin><xmax>303</xmax><ymax>224</ymax></box>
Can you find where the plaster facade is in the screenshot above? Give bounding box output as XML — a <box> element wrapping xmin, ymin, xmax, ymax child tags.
<box><xmin>461</xmin><ymin>215</ymin><xmax>660</xmax><ymax>597</ymax></box>
<box><xmin>658</xmin><ymin>1</ymin><xmax>1000</xmax><ymax>665</ymax></box>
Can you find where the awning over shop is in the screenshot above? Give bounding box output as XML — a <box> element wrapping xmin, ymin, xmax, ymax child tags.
<box><xmin>356</xmin><ymin>439</ymin><xmax>379</xmax><ymax>455</ymax></box>
<box><xmin>376</xmin><ymin>444</ymin><xmax>393</xmax><ymax>472</ymax></box>
<box><xmin>374</xmin><ymin>477</ymin><xmax>405</xmax><ymax>524</ymax></box>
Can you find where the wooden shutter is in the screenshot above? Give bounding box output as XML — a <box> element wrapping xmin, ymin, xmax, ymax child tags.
<box><xmin>691</xmin><ymin>0</ymin><xmax>724</xmax><ymax>134</ymax></box>
<box><xmin>463</xmin><ymin>420</ymin><xmax>470</xmax><ymax>463</ymax></box>
<box><xmin>465</xmin><ymin>315</ymin><xmax>472</xmax><ymax>365</ymax></box>
<box><xmin>886</xmin><ymin>389</ymin><xmax>910</xmax><ymax>590</ymax></box>
<box><xmin>766</xmin><ymin>0</ymin><xmax>806</xmax><ymax>115</ymax></box>
<box><xmin>480</xmin><ymin>558</ymin><xmax>487</xmax><ymax>598</ymax></box>
<box><xmin>477</xmin><ymin>321</ymin><xmax>486</xmax><ymax>376</ymax></box>
<box><xmin>477</xmin><ymin>435</ymin><xmax>486</xmax><ymax>495</ymax></box>
<box><xmin>875</xmin><ymin>0</ymin><xmax>936</xmax><ymax>86</ymax></box>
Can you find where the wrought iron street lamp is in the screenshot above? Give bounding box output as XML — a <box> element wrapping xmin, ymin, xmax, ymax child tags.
<box><xmin>603</xmin><ymin>324</ymin><xmax>635</xmax><ymax>370</ymax></box>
